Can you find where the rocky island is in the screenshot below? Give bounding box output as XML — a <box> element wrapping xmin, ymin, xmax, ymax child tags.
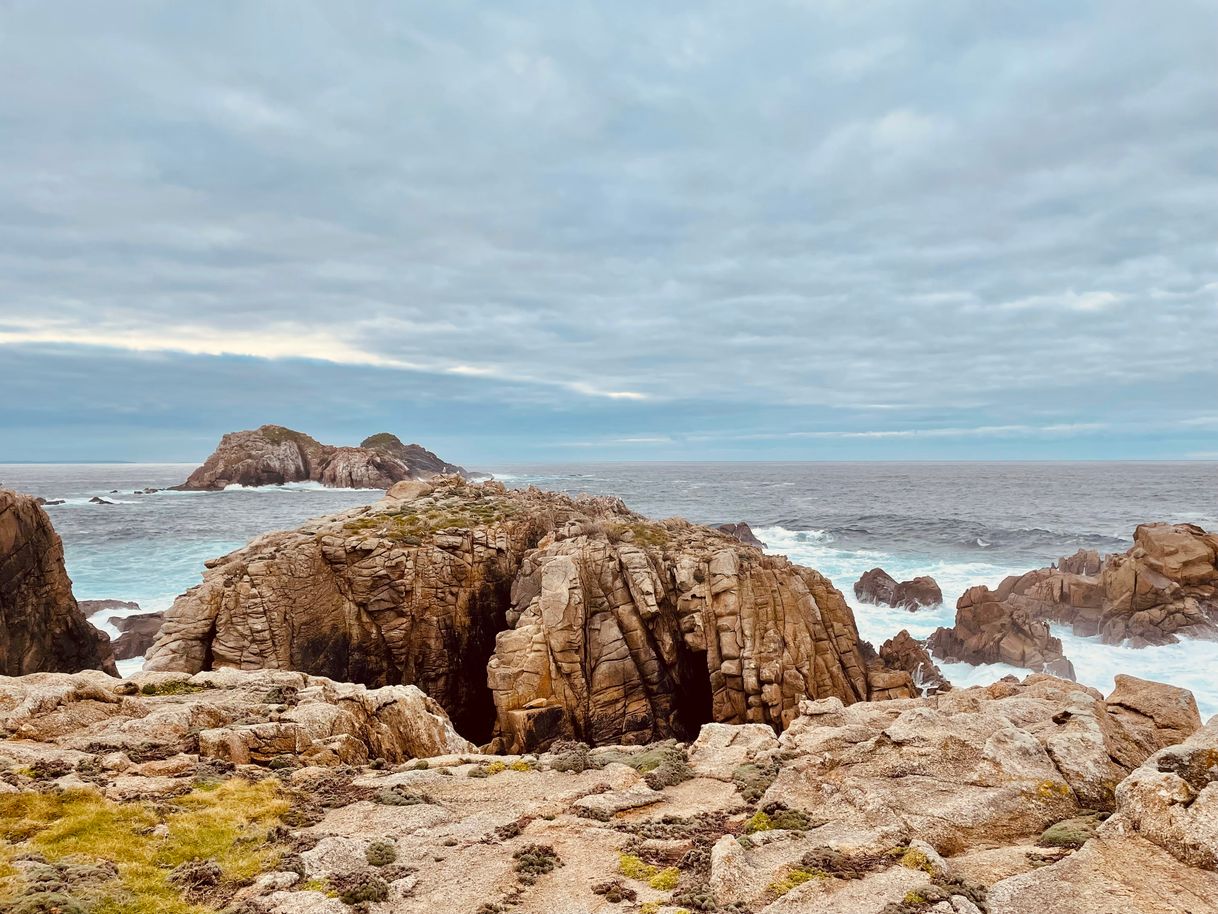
<box><xmin>175</xmin><ymin>426</ymin><xmax>470</xmax><ymax>490</ymax></box>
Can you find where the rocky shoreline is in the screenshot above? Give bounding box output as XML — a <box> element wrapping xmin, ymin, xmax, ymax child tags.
<box><xmin>2</xmin><ymin>476</ymin><xmax>1217</xmax><ymax>912</ymax></box>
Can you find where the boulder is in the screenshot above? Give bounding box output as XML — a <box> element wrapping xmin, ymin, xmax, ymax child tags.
<box><xmin>879</xmin><ymin>629</ymin><xmax>951</xmax><ymax>693</ymax></box>
<box><xmin>928</xmin><ymin>585</ymin><xmax>1076</xmax><ymax>679</ymax></box>
<box><xmin>102</xmin><ymin>610</ymin><xmax>164</xmax><ymax>661</ymax></box>
<box><xmin>174</xmin><ymin>425</ymin><xmax>469</xmax><ymax>490</ymax></box>
<box><xmin>986</xmin><ymin>715</ymin><xmax>1218</xmax><ymax>912</ymax></box>
<box><xmin>146</xmin><ymin>478</ymin><xmax>877</xmax><ymax>748</ymax></box>
<box><xmin>715</xmin><ymin>522</ymin><xmax>766</xmax><ymax>548</ymax></box>
<box><xmin>0</xmin><ymin>490</ymin><xmax>117</xmax><ymax>676</ymax></box>
<box><xmin>853</xmin><ymin>568</ymin><xmax>943</xmax><ymax>609</ymax></box>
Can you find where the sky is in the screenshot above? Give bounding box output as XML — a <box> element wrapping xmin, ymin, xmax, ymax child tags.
<box><xmin>1</xmin><ymin>1</ymin><xmax>1216</xmax><ymax>465</ymax></box>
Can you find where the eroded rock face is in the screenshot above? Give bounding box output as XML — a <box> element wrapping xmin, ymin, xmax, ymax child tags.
<box><xmin>853</xmin><ymin>568</ymin><xmax>943</xmax><ymax>610</ymax></box>
<box><xmin>176</xmin><ymin>425</ymin><xmax>468</xmax><ymax>490</ymax></box>
<box><xmin>0</xmin><ymin>671</ymin><xmax>1208</xmax><ymax>914</ymax></box>
<box><xmin>987</xmin><ymin>714</ymin><xmax>1218</xmax><ymax>913</ymax></box>
<box><xmin>108</xmin><ymin>612</ymin><xmax>164</xmax><ymax>661</ymax></box>
<box><xmin>147</xmin><ymin>479</ymin><xmax>881</xmax><ymax>748</ymax></box>
<box><xmin>0</xmin><ymin>490</ymin><xmax>117</xmax><ymax>677</ymax></box>
<box><xmin>0</xmin><ymin>667</ymin><xmax>472</xmax><ymax>766</ymax></box>
<box><xmin>715</xmin><ymin>522</ymin><xmax>766</xmax><ymax>548</ymax></box>
<box><xmin>928</xmin><ymin>584</ymin><xmax>1077</xmax><ymax>679</ymax></box>
<box><xmin>879</xmin><ymin>629</ymin><xmax>951</xmax><ymax>693</ymax></box>
<box><xmin>934</xmin><ymin>524</ymin><xmax>1218</xmax><ymax>655</ymax></box>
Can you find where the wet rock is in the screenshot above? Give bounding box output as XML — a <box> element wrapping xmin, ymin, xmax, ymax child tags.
<box><xmin>854</xmin><ymin>568</ymin><xmax>943</xmax><ymax>609</ymax></box>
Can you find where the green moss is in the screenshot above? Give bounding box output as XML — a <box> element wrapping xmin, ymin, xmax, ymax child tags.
<box><xmin>1039</xmin><ymin>814</ymin><xmax>1101</xmax><ymax>849</ymax></box>
<box><xmin>769</xmin><ymin>867</ymin><xmax>823</xmax><ymax>896</ymax></box>
<box><xmin>365</xmin><ymin>841</ymin><xmax>397</xmax><ymax>867</ymax></box>
<box><xmin>509</xmin><ymin>760</ymin><xmax>534</xmax><ymax>772</ymax></box>
<box><xmin>513</xmin><ymin>844</ymin><xmax>561</xmax><ymax>884</ymax></box>
<box><xmin>0</xmin><ymin>780</ymin><xmax>288</xmax><ymax>914</ymax></box>
<box><xmin>138</xmin><ymin>681</ymin><xmax>205</xmax><ymax>697</ymax></box>
<box><xmin>618</xmin><ymin>853</ymin><xmax>655</xmax><ymax>882</ymax></box>
<box><xmin>900</xmin><ymin>848</ymin><xmax>935</xmax><ymax>874</ymax></box>
<box><xmin>732</xmin><ymin>760</ymin><xmax>780</xmax><ymax>803</ymax></box>
<box><xmin>903</xmin><ymin>891</ymin><xmax>929</xmax><ymax>904</ymax></box>
<box><xmin>604</xmin><ymin>521</ymin><xmax>671</xmax><ymax>547</ymax></box>
<box><xmin>648</xmin><ymin>866</ymin><xmax>680</xmax><ymax>890</ymax></box>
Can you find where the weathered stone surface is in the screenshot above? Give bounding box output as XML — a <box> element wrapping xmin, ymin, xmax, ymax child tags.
<box><xmin>986</xmin><ymin>715</ymin><xmax>1218</xmax><ymax>913</ymax></box>
<box><xmin>0</xmin><ymin>489</ymin><xmax>116</xmax><ymax>676</ymax></box>
<box><xmin>928</xmin><ymin>585</ymin><xmax>1076</xmax><ymax>679</ymax></box>
<box><xmin>715</xmin><ymin>522</ymin><xmax>766</xmax><ymax>548</ymax></box>
<box><xmin>936</xmin><ymin>523</ymin><xmax>1218</xmax><ymax>654</ymax></box>
<box><xmin>854</xmin><ymin>568</ymin><xmax>944</xmax><ymax>609</ymax></box>
<box><xmin>879</xmin><ymin>629</ymin><xmax>951</xmax><ymax>694</ymax></box>
<box><xmin>0</xmin><ymin>667</ymin><xmax>471</xmax><ymax>765</ymax></box>
<box><xmin>107</xmin><ymin>611</ymin><xmax>164</xmax><ymax>661</ymax></box>
<box><xmin>0</xmin><ymin>673</ymin><xmax>1210</xmax><ymax>914</ymax></box>
<box><xmin>147</xmin><ymin>478</ymin><xmax>881</xmax><ymax>748</ymax></box>
<box><xmin>175</xmin><ymin>425</ymin><xmax>468</xmax><ymax>490</ymax></box>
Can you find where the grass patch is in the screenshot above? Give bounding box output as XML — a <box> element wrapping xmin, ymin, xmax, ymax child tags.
<box><xmin>769</xmin><ymin>866</ymin><xmax>823</xmax><ymax>896</ymax></box>
<box><xmin>138</xmin><ymin>681</ymin><xmax>205</xmax><ymax>697</ymax></box>
<box><xmin>618</xmin><ymin>853</ymin><xmax>681</xmax><ymax>890</ymax></box>
<box><xmin>0</xmin><ymin>779</ymin><xmax>289</xmax><ymax>914</ymax></box>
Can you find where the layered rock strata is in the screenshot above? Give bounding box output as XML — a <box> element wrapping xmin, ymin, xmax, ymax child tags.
<box><xmin>146</xmin><ymin>478</ymin><xmax>884</xmax><ymax>749</ymax></box>
<box><xmin>176</xmin><ymin>425</ymin><xmax>468</xmax><ymax>490</ymax></box>
<box><xmin>0</xmin><ymin>490</ymin><xmax>116</xmax><ymax>676</ymax></box>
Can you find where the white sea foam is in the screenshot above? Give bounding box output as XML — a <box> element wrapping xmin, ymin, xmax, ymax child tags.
<box><xmin>115</xmin><ymin>657</ymin><xmax>145</xmax><ymax>678</ymax></box>
<box><xmin>757</xmin><ymin>524</ymin><xmax>1218</xmax><ymax>719</ymax></box>
<box><xmin>219</xmin><ymin>481</ymin><xmax>374</xmax><ymax>493</ymax></box>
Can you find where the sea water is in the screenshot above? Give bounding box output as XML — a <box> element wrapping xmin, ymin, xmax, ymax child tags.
<box><xmin>2</xmin><ymin>461</ymin><xmax>1215</xmax><ymax>715</ymax></box>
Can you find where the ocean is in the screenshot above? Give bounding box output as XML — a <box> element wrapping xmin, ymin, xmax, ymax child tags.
<box><xmin>3</xmin><ymin>461</ymin><xmax>1216</xmax><ymax>716</ymax></box>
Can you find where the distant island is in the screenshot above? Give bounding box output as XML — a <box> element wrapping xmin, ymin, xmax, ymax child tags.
<box><xmin>174</xmin><ymin>424</ymin><xmax>471</xmax><ymax>490</ymax></box>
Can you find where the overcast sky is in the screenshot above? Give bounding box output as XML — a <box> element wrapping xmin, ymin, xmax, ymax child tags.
<box><xmin>1</xmin><ymin>1</ymin><xmax>1215</xmax><ymax>464</ymax></box>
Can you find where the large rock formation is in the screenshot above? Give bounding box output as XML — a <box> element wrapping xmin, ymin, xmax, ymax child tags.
<box><xmin>146</xmin><ymin>478</ymin><xmax>887</xmax><ymax>749</ymax></box>
<box><xmin>716</xmin><ymin>522</ymin><xmax>766</xmax><ymax>548</ymax></box>
<box><xmin>0</xmin><ymin>490</ymin><xmax>117</xmax><ymax>677</ymax></box>
<box><xmin>928</xmin><ymin>584</ymin><xmax>1076</xmax><ymax>679</ymax></box>
<box><xmin>175</xmin><ymin>425</ymin><xmax>469</xmax><ymax>490</ymax></box>
<box><xmin>853</xmin><ymin>567</ymin><xmax>943</xmax><ymax>609</ymax></box>
<box><xmin>936</xmin><ymin>523</ymin><xmax>1218</xmax><ymax>651</ymax></box>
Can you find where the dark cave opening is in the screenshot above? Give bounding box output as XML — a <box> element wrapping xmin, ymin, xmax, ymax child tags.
<box><xmin>672</xmin><ymin>647</ymin><xmax>715</xmax><ymax>739</ymax></box>
<box><xmin>444</xmin><ymin>572</ymin><xmax>512</xmax><ymax>745</ymax></box>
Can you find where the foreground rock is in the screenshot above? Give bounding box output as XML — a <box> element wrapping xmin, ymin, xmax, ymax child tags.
<box><xmin>0</xmin><ymin>490</ymin><xmax>116</xmax><ymax>676</ymax></box>
<box><xmin>0</xmin><ymin>667</ymin><xmax>472</xmax><ymax>767</ymax></box>
<box><xmin>0</xmin><ymin>672</ymin><xmax>1207</xmax><ymax>914</ymax></box>
<box><xmin>929</xmin><ymin>585</ymin><xmax>1076</xmax><ymax>679</ymax></box>
<box><xmin>147</xmin><ymin>477</ymin><xmax>897</xmax><ymax>749</ymax></box>
<box><xmin>853</xmin><ymin>567</ymin><xmax>944</xmax><ymax>609</ymax></box>
<box><xmin>941</xmin><ymin>523</ymin><xmax>1218</xmax><ymax>649</ymax></box>
<box><xmin>176</xmin><ymin>425</ymin><xmax>469</xmax><ymax>490</ymax></box>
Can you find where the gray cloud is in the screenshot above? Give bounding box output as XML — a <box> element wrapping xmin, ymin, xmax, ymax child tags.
<box><xmin>0</xmin><ymin>1</ymin><xmax>1215</xmax><ymax>458</ymax></box>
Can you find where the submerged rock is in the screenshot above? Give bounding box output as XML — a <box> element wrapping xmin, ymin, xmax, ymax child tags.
<box><xmin>0</xmin><ymin>489</ymin><xmax>116</xmax><ymax>677</ymax></box>
<box><xmin>175</xmin><ymin>424</ymin><xmax>469</xmax><ymax>490</ymax></box>
<box><xmin>146</xmin><ymin>478</ymin><xmax>891</xmax><ymax>749</ymax></box>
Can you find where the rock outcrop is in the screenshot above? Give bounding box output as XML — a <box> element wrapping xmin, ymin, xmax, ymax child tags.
<box><xmin>146</xmin><ymin>478</ymin><xmax>888</xmax><ymax>749</ymax></box>
<box><xmin>176</xmin><ymin>425</ymin><xmax>469</xmax><ymax>490</ymax></box>
<box><xmin>0</xmin><ymin>671</ymin><xmax>1207</xmax><ymax>914</ymax></box>
<box><xmin>928</xmin><ymin>585</ymin><xmax>1076</xmax><ymax>679</ymax></box>
<box><xmin>879</xmin><ymin>629</ymin><xmax>951</xmax><ymax>693</ymax></box>
<box><xmin>938</xmin><ymin>523</ymin><xmax>1218</xmax><ymax>650</ymax></box>
<box><xmin>109</xmin><ymin>612</ymin><xmax>164</xmax><ymax>661</ymax></box>
<box><xmin>715</xmin><ymin>522</ymin><xmax>766</xmax><ymax>548</ymax></box>
<box><xmin>853</xmin><ymin>567</ymin><xmax>943</xmax><ymax>609</ymax></box>
<box><xmin>0</xmin><ymin>490</ymin><xmax>117</xmax><ymax>677</ymax></box>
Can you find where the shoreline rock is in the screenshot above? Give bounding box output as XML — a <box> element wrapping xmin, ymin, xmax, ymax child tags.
<box><xmin>715</xmin><ymin>521</ymin><xmax>766</xmax><ymax>548</ymax></box>
<box><xmin>853</xmin><ymin>567</ymin><xmax>944</xmax><ymax>610</ymax></box>
<box><xmin>174</xmin><ymin>425</ymin><xmax>470</xmax><ymax>491</ymax></box>
<box><xmin>0</xmin><ymin>489</ymin><xmax>117</xmax><ymax>677</ymax></box>
<box><xmin>146</xmin><ymin>478</ymin><xmax>905</xmax><ymax>749</ymax></box>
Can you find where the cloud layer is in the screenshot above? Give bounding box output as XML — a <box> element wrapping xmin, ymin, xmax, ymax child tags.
<box><xmin>0</xmin><ymin>1</ymin><xmax>1215</xmax><ymax>461</ymax></box>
